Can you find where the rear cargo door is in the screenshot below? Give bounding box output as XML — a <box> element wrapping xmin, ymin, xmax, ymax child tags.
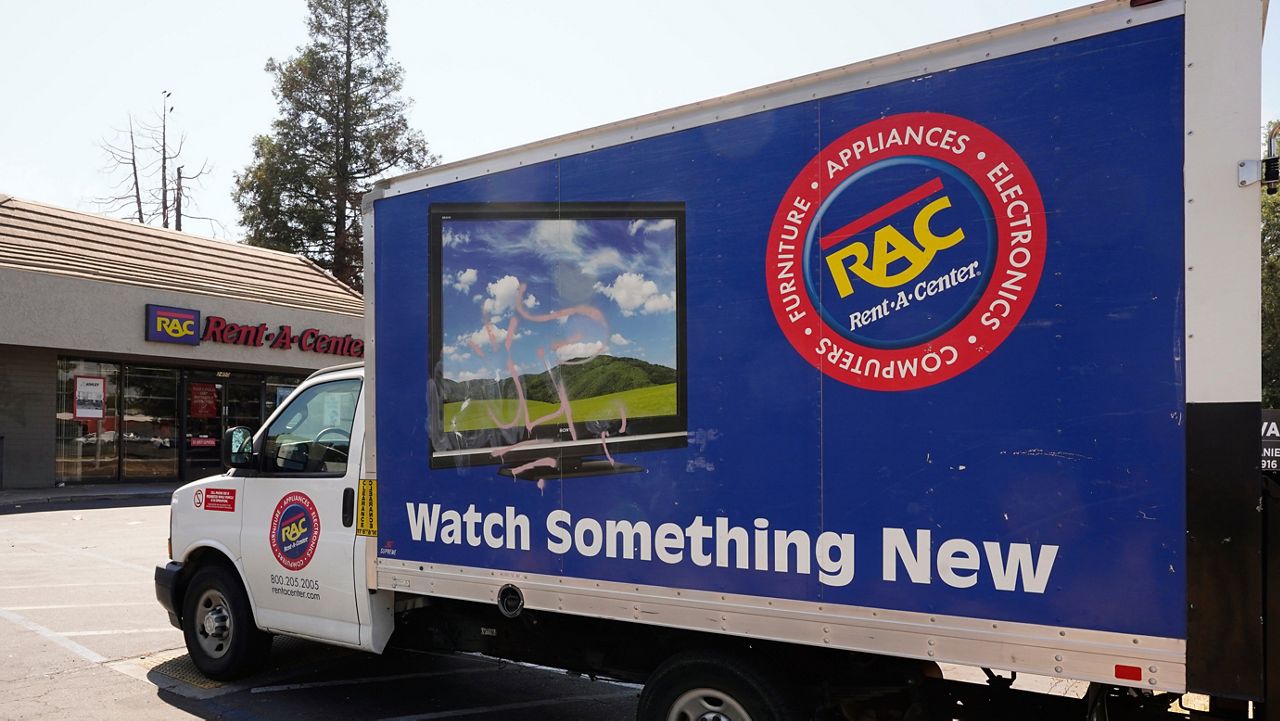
<box><xmin>238</xmin><ymin>372</ymin><xmax>364</xmax><ymax>645</ymax></box>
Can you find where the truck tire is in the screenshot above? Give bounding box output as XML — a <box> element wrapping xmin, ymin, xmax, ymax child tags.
<box><xmin>181</xmin><ymin>564</ymin><xmax>272</xmax><ymax>680</ymax></box>
<box><xmin>637</xmin><ymin>651</ymin><xmax>804</xmax><ymax>721</ymax></box>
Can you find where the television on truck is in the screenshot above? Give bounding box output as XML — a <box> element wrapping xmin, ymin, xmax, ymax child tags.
<box><xmin>428</xmin><ymin>202</ymin><xmax>687</xmax><ymax>476</ymax></box>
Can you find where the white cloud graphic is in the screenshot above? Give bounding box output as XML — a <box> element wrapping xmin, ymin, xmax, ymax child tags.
<box><xmin>443</xmin><ymin>228</ymin><xmax>471</xmax><ymax>247</ymax></box>
<box><xmin>643</xmin><ymin>292</ymin><xmax>676</xmax><ymax>314</ymax></box>
<box><xmin>453</xmin><ymin>368</ymin><xmax>494</xmax><ymax>382</ymax></box>
<box><xmin>581</xmin><ymin>248</ymin><xmax>625</xmax><ymax>276</ymax></box>
<box><xmin>481</xmin><ymin>275</ymin><xmax>523</xmax><ymax>316</ymax></box>
<box><xmin>594</xmin><ymin>272</ymin><xmax>676</xmax><ymax>317</ymax></box>
<box><xmin>628</xmin><ymin>218</ymin><xmax>676</xmax><ymax>236</ymax></box>
<box><xmin>461</xmin><ymin>325</ymin><xmax>509</xmax><ymax>350</ymax></box>
<box><xmin>610</xmin><ymin>333</ymin><xmax>630</xmax><ymax>346</ymax></box>
<box><xmin>451</xmin><ymin>268</ymin><xmax>478</xmax><ymax>292</ymax></box>
<box><xmin>555</xmin><ymin>340</ymin><xmax>605</xmax><ymax>362</ymax></box>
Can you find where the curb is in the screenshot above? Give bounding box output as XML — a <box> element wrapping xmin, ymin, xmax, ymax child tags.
<box><xmin>0</xmin><ymin>485</ymin><xmax>179</xmax><ymax>511</ymax></box>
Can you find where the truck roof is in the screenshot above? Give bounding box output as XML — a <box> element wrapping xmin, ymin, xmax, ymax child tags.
<box><xmin>306</xmin><ymin>361</ymin><xmax>364</xmax><ymax>380</ymax></box>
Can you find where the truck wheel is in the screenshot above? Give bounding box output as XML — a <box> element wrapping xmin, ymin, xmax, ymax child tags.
<box><xmin>181</xmin><ymin>564</ymin><xmax>272</xmax><ymax>680</ymax></box>
<box><xmin>637</xmin><ymin>651</ymin><xmax>803</xmax><ymax>721</ymax></box>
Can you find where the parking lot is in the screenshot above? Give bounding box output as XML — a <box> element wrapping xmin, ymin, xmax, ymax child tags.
<box><xmin>0</xmin><ymin>500</ymin><xmax>638</xmax><ymax>720</ymax></box>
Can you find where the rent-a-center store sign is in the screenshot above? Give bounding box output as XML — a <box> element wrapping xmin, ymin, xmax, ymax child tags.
<box><xmin>145</xmin><ymin>304</ymin><xmax>363</xmax><ymax>358</ymax></box>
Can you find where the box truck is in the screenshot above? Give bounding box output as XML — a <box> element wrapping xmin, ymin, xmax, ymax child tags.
<box><xmin>156</xmin><ymin>0</ymin><xmax>1278</xmax><ymax>717</ymax></box>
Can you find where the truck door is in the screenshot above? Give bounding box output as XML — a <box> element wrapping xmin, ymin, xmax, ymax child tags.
<box><xmin>238</xmin><ymin>373</ymin><xmax>364</xmax><ymax>645</ymax></box>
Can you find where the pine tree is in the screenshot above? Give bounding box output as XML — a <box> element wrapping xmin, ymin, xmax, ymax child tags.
<box><xmin>1262</xmin><ymin>121</ymin><xmax>1280</xmax><ymax>406</ymax></box>
<box><xmin>234</xmin><ymin>0</ymin><xmax>436</xmax><ymax>290</ymax></box>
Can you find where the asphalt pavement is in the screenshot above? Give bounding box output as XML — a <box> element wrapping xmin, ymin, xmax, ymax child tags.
<box><xmin>0</xmin><ymin>500</ymin><xmax>639</xmax><ymax>720</ymax></box>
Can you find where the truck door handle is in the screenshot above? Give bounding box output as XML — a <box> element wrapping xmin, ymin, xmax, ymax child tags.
<box><xmin>342</xmin><ymin>488</ymin><xmax>354</xmax><ymax>527</ymax></box>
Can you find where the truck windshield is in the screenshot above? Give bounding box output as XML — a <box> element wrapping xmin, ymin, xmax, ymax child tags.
<box><xmin>261</xmin><ymin>378</ymin><xmax>361</xmax><ymax>475</ymax></box>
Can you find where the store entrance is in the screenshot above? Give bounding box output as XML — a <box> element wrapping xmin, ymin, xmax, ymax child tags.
<box><xmin>182</xmin><ymin>375</ymin><xmax>263</xmax><ymax>482</ymax></box>
<box><xmin>184</xmin><ymin>377</ymin><xmax>224</xmax><ymax>480</ymax></box>
<box><xmin>56</xmin><ymin>357</ymin><xmax>305</xmax><ymax>485</ymax></box>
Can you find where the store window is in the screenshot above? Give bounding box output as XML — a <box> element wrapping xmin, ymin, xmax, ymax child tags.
<box><xmin>265</xmin><ymin>375</ymin><xmax>302</xmax><ymax>417</ymax></box>
<box><xmin>55</xmin><ymin>356</ymin><xmax>306</xmax><ymax>484</ymax></box>
<box><xmin>123</xmin><ymin>366</ymin><xmax>180</xmax><ymax>481</ymax></box>
<box><xmin>56</xmin><ymin>359</ymin><xmax>121</xmax><ymax>484</ymax></box>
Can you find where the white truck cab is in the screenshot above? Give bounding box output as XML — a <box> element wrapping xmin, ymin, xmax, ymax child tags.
<box><xmin>155</xmin><ymin>362</ymin><xmax>391</xmax><ymax>679</ymax></box>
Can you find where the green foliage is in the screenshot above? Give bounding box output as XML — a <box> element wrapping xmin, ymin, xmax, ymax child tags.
<box><xmin>1264</xmin><ymin>185</ymin><xmax>1280</xmax><ymax>407</ymax></box>
<box><xmin>439</xmin><ymin>355</ymin><xmax>678</xmax><ymax>406</ymax></box>
<box><xmin>569</xmin><ymin>383</ymin><xmax>678</xmax><ymax>422</ymax></box>
<box><xmin>442</xmin><ymin>384</ymin><xmax>678</xmax><ymax>432</ymax></box>
<box><xmin>233</xmin><ymin>0</ymin><xmax>436</xmax><ymax>290</ymax></box>
<box><xmin>1263</xmin><ymin>119</ymin><xmax>1280</xmax><ymax>407</ymax></box>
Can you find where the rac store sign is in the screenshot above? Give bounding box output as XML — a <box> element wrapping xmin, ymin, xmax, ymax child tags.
<box><xmin>144</xmin><ymin>304</ymin><xmax>363</xmax><ymax>358</ymax></box>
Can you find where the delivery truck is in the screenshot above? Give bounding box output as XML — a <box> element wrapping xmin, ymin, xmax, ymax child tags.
<box><xmin>155</xmin><ymin>0</ymin><xmax>1279</xmax><ymax>717</ymax></box>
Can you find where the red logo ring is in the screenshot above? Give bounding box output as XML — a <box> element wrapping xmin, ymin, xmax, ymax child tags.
<box><xmin>766</xmin><ymin>112</ymin><xmax>1046</xmax><ymax>391</ymax></box>
<box><xmin>269</xmin><ymin>491</ymin><xmax>321</xmax><ymax>571</ymax></box>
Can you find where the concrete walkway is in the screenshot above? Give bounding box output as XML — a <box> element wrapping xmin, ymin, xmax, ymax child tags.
<box><xmin>0</xmin><ymin>481</ymin><xmax>182</xmax><ymax>511</ymax></box>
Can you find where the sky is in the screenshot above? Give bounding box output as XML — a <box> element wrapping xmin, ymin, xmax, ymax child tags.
<box><xmin>441</xmin><ymin>216</ymin><xmax>679</xmax><ymax>383</ymax></box>
<box><xmin>1</xmin><ymin>1</ymin><xmax>1278</xmax><ymax>241</ymax></box>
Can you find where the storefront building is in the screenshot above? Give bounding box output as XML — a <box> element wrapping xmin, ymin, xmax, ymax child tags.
<box><xmin>0</xmin><ymin>195</ymin><xmax>364</xmax><ymax>488</ymax></box>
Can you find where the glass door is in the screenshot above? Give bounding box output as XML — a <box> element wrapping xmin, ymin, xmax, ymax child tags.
<box><xmin>226</xmin><ymin>381</ymin><xmax>263</xmax><ymax>432</ymax></box>
<box><xmin>182</xmin><ymin>375</ymin><xmax>266</xmax><ymax>481</ymax></box>
<box><xmin>184</xmin><ymin>378</ymin><xmax>224</xmax><ymax>480</ymax></box>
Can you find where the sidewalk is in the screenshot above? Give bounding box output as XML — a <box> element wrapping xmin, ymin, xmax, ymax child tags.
<box><xmin>0</xmin><ymin>481</ymin><xmax>183</xmax><ymax>511</ymax></box>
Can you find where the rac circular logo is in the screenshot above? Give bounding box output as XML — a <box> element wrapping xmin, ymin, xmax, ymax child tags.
<box><xmin>766</xmin><ymin>112</ymin><xmax>1045</xmax><ymax>391</ymax></box>
<box><xmin>270</xmin><ymin>491</ymin><xmax>321</xmax><ymax>571</ymax></box>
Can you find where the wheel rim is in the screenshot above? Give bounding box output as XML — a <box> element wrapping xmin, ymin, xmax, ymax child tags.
<box><xmin>668</xmin><ymin>688</ymin><xmax>752</xmax><ymax>721</ymax></box>
<box><xmin>193</xmin><ymin>588</ymin><xmax>233</xmax><ymax>659</ymax></box>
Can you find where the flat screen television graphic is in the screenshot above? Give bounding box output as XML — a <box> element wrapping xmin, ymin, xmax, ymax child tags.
<box><xmin>428</xmin><ymin>203</ymin><xmax>687</xmax><ymax>476</ymax></box>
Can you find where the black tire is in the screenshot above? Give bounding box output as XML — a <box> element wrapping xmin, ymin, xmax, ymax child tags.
<box><xmin>181</xmin><ymin>564</ymin><xmax>272</xmax><ymax>680</ymax></box>
<box><xmin>638</xmin><ymin>650</ymin><xmax>805</xmax><ymax>721</ymax></box>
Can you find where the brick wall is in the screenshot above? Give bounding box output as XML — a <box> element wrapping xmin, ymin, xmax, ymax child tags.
<box><xmin>0</xmin><ymin>345</ymin><xmax>56</xmax><ymax>488</ymax></box>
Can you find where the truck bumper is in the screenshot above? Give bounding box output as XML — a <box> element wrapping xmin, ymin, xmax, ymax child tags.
<box><xmin>154</xmin><ymin>562</ymin><xmax>183</xmax><ymax>629</ymax></box>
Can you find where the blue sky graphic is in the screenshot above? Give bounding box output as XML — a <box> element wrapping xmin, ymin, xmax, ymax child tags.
<box><xmin>441</xmin><ymin>216</ymin><xmax>678</xmax><ymax>384</ymax></box>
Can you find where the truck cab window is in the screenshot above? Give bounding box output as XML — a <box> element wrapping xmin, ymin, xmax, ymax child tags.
<box><xmin>261</xmin><ymin>378</ymin><xmax>361</xmax><ymax>475</ymax></box>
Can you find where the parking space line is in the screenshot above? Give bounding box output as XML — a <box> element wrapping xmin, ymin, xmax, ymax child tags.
<box><xmin>62</xmin><ymin>628</ymin><xmax>176</xmax><ymax>636</ymax></box>
<box><xmin>0</xmin><ymin>582</ymin><xmax>142</xmax><ymax>590</ymax></box>
<box><xmin>251</xmin><ymin>666</ymin><xmax>497</xmax><ymax>694</ymax></box>
<box><xmin>376</xmin><ymin>691</ymin><xmax>636</xmax><ymax>720</ymax></box>
<box><xmin>0</xmin><ymin>608</ymin><xmax>107</xmax><ymax>664</ymax></box>
<box><xmin>3</xmin><ymin>602</ymin><xmax>155</xmax><ymax>610</ymax></box>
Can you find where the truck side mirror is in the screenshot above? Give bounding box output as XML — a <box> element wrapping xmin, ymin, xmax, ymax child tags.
<box><xmin>222</xmin><ymin>426</ymin><xmax>256</xmax><ymax>469</ymax></box>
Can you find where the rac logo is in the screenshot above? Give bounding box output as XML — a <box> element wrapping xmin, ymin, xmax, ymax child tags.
<box><xmin>822</xmin><ymin>177</ymin><xmax>965</xmax><ymax>299</ymax></box>
<box><xmin>766</xmin><ymin>111</ymin><xmax>1046</xmax><ymax>392</ymax></box>
<box><xmin>145</xmin><ymin>305</ymin><xmax>201</xmax><ymax>346</ymax></box>
<box><xmin>156</xmin><ymin>314</ymin><xmax>196</xmax><ymax>339</ymax></box>
<box><xmin>280</xmin><ymin>512</ymin><xmax>309</xmax><ymax>543</ymax></box>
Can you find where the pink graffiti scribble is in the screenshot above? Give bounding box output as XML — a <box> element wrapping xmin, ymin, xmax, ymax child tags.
<box><xmin>491</xmin><ymin>438</ymin><xmax>554</xmax><ymax>459</ymax></box>
<box><xmin>599</xmin><ymin>431</ymin><xmax>617</xmax><ymax>467</ymax></box>
<box><xmin>515</xmin><ymin>283</ymin><xmax>607</xmax><ymax>325</ymax></box>
<box><xmin>523</xmin><ymin>348</ymin><xmax>580</xmax><ymax>439</ymax></box>
<box><xmin>505</xmin><ymin>317</ymin><xmax>519</xmax><ymax>353</ymax></box>
<box><xmin>510</xmin><ymin>456</ymin><xmax>557</xmax><ymax>478</ymax></box>
<box><xmin>454</xmin><ymin>279</ymin><xmax>635</xmax><ymax>474</ymax></box>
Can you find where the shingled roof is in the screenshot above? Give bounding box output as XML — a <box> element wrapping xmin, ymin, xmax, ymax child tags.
<box><xmin>0</xmin><ymin>194</ymin><xmax>363</xmax><ymax>317</ymax></box>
